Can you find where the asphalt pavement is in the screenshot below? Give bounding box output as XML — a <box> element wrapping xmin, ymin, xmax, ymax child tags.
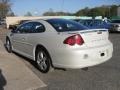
<box><xmin>0</xmin><ymin>28</ymin><xmax>120</xmax><ymax>90</ymax></box>
<box><xmin>23</xmin><ymin>33</ymin><xmax>120</xmax><ymax>90</ymax></box>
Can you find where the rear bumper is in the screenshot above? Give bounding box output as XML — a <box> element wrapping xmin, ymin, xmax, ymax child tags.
<box><xmin>52</xmin><ymin>43</ymin><xmax>113</xmax><ymax>69</ymax></box>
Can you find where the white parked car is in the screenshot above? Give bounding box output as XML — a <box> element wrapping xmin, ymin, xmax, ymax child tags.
<box><xmin>6</xmin><ymin>19</ymin><xmax>113</xmax><ymax>73</ymax></box>
<box><xmin>110</xmin><ymin>19</ymin><xmax>120</xmax><ymax>32</ymax></box>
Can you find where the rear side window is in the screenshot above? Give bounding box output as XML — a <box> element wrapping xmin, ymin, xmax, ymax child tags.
<box><xmin>93</xmin><ymin>20</ymin><xmax>102</xmax><ymax>26</ymax></box>
<box><xmin>46</xmin><ymin>19</ymin><xmax>88</xmax><ymax>32</ymax></box>
<box><xmin>31</xmin><ymin>22</ymin><xmax>45</xmax><ymax>33</ymax></box>
<box><xmin>80</xmin><ymin>20</ymin><xmax>93</xmax><ymax>26</ymax></box>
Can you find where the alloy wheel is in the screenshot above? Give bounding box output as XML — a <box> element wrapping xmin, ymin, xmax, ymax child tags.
<box><xmin>36</xmin><ymin>49</ymin><xmax>50</xmax><ymax>73</ymax></box>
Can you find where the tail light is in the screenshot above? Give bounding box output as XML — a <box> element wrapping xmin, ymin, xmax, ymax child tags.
<box><xmin>63</xmin><ymin>34</ymin><xmax>84</xmax><ymax>46</ymax></box>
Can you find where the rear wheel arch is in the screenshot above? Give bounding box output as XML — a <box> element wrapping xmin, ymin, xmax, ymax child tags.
<box><xmin>34</xmin><ymin>44</ymin><xmax>53</xmax><ymax>67</ymax></box>
<box><xmin>6</xmin><ymin>36</ymin><xmax>12</xmax><ymax>43</ymax></box>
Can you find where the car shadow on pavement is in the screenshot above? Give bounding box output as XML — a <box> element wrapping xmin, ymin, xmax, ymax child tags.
<box><xmin>13</xmin><ymin>52</ymin><xmax>38</xmax><ymax>69</ymax></box>
<box><xmin>0</xmin><ymin>69</ymin><xmax>7</xmax><ymax>90</ymax></box>
<box><xmin>4</xmin><ymin>44</ymin><xmax>39</xmax><ymax>71</ymax></box>
<box><xmin>4</xmin><ymin>44</ymin><xmax>66</xmax><ymax>72</ymax></box>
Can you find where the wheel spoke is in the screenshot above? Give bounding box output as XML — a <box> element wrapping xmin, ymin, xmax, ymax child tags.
<box><xmin>37</xmin><ymin>51</ymin><xmax>48</xmax><ymax>71</ymax></box>
<box><xmin>37</xmin><ymin>53</ymin><xmax>42</xmax><ymax>64</ymax></box>
<box><xmin>40</xmin><ymin>52</ymin><xmax>44</xmax><ymax>59</ymax></box>
<box><xmin>41</xmin><ymin>61</ymin><xmax>47</xmax><ymax>70</ymax></box>
<box><xmin>40</xmin><ymin>63</ymin><xmax>44</xmax><ymax>70</ymax></box>
<box><xmin>6</xmin><ymin>40</ymin><xmax>10</xmax><ymax>50</ymax></box>
<box><xmin>43</xmin><ymin>57</ymin><xmax>47</xmax><ymax>61</ymax></box>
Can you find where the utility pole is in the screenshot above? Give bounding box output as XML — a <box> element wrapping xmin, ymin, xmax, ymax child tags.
<box><xmin>61</xmin><ymin>0</ymin><xmax>64</xmax><ymax>15</ymax></box>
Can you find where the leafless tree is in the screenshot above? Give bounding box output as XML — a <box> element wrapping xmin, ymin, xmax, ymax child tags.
<box><xmin>0</xmin><ymin>0</ymin><xmax>11</xmax><ymax>19</ymax></box>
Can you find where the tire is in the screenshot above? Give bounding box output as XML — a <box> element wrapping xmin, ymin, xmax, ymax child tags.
<box><xmin>36</xmin><ymin>48</ymin><xmax>51</xmax><ymax>73</ymax></box>
<box><xmin>6</xmin><ymin>38</ymin><xmax>12</xmax><ymax>53</ymax></box>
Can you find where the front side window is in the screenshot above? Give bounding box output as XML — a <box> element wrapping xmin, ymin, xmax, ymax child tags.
<box><xmin>16</xmin><ymin>22</ymin><xmax>33</xmax><ymax>33</ymax></box>
<box><xmin>16</xmin><ymin>22</ymin><xmax>45</xmax><ymax>33</ymax></box>
<box><xmin>46</xmin><ymin>19</ymin><xmax>88</xmax><ymax>32</ymax></box>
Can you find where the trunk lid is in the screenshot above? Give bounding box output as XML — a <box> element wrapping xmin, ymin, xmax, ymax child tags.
<box><xmin>80</xmin><ymin>29</ymin><xmax>109</xmax><ymax>47</ymax></box>
<box><xmin>61</xmin><ymin>29</ymin><xmax>109</xmax><ymax>47</ymax></box>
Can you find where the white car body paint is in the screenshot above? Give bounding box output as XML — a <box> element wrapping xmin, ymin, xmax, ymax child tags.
<box><xmin>6</xmin><ymin>19</ymin><xmax>113</xmax><ymax>69</ymax></box>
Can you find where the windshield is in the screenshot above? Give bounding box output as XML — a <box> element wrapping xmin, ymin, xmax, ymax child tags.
<box><xmin>46</xmin><ymin>19</ymin><xmax>88</xmax><ymax>32</ymax></box>
<box><xmin>111</xmin><ymin>20</ymin><xmax>120</xmax><ymax>23</ymax></box>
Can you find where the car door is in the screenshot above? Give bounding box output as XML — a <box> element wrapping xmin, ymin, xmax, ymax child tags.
<box><xmin>11</xmin><ymin>22</ymin><xmax>34</xmax><ymax>55</ymax></box>
<box><xmin>25</xmin><ymin>22</ymin><xmax>46</xmax><ymax>57</ymax></box>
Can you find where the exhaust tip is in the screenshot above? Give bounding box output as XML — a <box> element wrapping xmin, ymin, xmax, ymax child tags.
<box><xmin>82</xmin><ymin>67</ymin><xmax>88</xmax><ymax>71</ymax></box>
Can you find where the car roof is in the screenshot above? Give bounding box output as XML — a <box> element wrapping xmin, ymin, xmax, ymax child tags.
<box><xmin>19</xmin><ymin>18</ymin><xmax>71</xmax><ymax>25</ymax></box>
<box><xmin>25</xmin><ymin>18</ymin><xmax>77</xmax><ymax>23</ymax></box>
<box><xmin>24</xmin><ymin>18</ymin><xmax>65</xmax><ymax>22</ymax></box>
<box><xmin>33</xmin><ymin>18</ymin><xmax>65</xmax><ymax>21</ymax></box>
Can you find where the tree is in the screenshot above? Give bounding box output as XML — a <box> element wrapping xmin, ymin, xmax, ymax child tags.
<box><xmin>0</xmin><ymin>0</ymin><xmax>11</xmax><ymax>18</ymax></box>
<box><xmin>74</xmin><ymin>5</ymin><xmax>119</xmax><ymax>18</ymax></box>
<box><xmin>75</xmin><ymin>7</ymin><xmax>90</xmax><ymax>16</ymax></box>
<box><xmin>43</xmin><ymin>8</ymin><xmax>55</xmax><ymax>16</ymax></box>
<box><xmin>110</xmin><ymin>5</ymin><xmax>118</xmax><ymax>17</ymax></box>
<box><xmin>24</xmin><ymin>12</ymin><xmax>32</xmax><ymax>16</ymax></box>
<box><xmin>43</xmin><ymin>8</ymin><xmax>73</xmax><ymax>16</ymax></box>
<box><xmin>7</xmin><ymin>11</ymin><xmax>15</xmax><ymax>16</ymax></box>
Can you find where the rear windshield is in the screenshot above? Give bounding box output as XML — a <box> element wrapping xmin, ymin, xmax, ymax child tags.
<box><xmin>79</xmin><ymin>20</ymin><xmax>93</xmax><ymax>26</ymax></box>
<box><xmin>111</xmin><ymin>20</ymin><xmax>120</xmax><ymax>23</ymax></box>
<box><xmin>46</xmin><ymin>19</ymin><xmax>88</xmax><ymax>32</ymax></box>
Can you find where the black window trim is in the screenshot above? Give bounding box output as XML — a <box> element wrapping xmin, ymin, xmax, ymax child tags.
<box><xmin>46</xmin><ymin>19</ymin><xmax>88</xmax><ymax>32</ymax></box>
<box><xmin>15</xmin><ymin>21</ymin><xmax>46</xmax><ymax>34</ymax></box>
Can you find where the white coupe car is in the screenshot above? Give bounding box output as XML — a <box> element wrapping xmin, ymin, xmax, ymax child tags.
<box><xmin>6</xmin><ymin>18</ymin><xmax>113</xmax><ymax>73</ymax></box>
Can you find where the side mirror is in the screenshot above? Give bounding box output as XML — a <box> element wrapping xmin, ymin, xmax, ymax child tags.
<box><xmin>9</xmin><ymin>25</ymin><xmax>17</xmax><ymax>33</ymax></box>
<box><xmin>9</xmin><ymin>25</ymin><xmax>17</xmax><ymax>30</ymax></box>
